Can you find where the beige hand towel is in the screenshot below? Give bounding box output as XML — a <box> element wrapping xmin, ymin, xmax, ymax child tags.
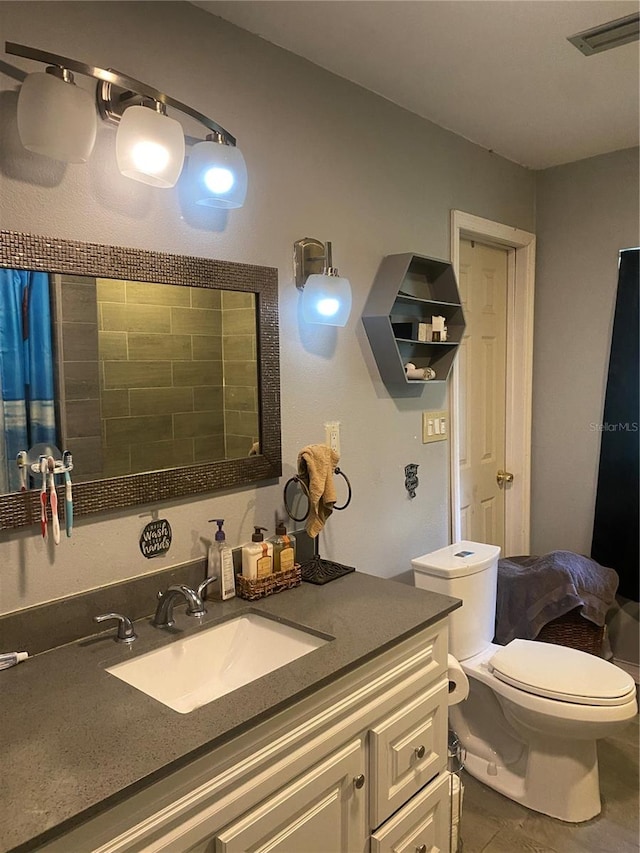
<box><xmin>297</xmin><ymin>444</ymin><xmax>340</xmax><ymax>538</ymax></box>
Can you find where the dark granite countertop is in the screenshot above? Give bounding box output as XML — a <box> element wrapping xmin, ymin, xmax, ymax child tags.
<box><xmin>2</xmin><ymin>571</ymin><xmax>459</xmax><ymax>852</ymax></box>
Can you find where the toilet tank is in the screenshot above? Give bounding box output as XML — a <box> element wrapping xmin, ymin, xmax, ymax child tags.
<box><xmin>412</xmin><ymin>541</ymin><xmax>500</xmax><ymax>660</ymax></box>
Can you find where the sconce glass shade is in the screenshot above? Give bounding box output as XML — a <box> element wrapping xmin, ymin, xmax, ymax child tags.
<box><xmin>301</xmin><ymin>273</ymin><xmax>352</xmax><ymax>326</ymax></box>
<box><xmin>115</xmin><ymin>105</ymin><xmax>185</xmax><ymax>188</ymax></box>
<box><xmin>17</xmin><ymin>71</ymin><xmax>97</xmax><ymax>163</ymax></box>
<box><xmin>188</xmin><ymin>139</ymin><xmax>248</xmax><ymax>208</ymax></box>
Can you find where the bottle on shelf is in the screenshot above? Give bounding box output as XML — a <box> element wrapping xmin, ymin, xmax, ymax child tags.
<box><xmin>270</xmin><ymin>521</ymin><xmax>297</xmax><ymax>574</ymax></box>
<box><xmin>242</xmin><ymin>526</ymin><xmax>273</xmax><ymax>580</ymax></box>
<box><xmin>206</xmin><ymin>519</ymin><xmax>236</xmax><ymax>600</ymax></box>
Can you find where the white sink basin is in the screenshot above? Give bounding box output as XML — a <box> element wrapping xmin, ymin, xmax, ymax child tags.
<box><xmin>106</xmin><ymin>613</ymin><xmax>330</xmax><ymax>714</ymax></box>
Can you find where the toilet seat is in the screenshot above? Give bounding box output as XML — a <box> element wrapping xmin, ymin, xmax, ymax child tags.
<box><xmin>489</xmin><ymin>639</ymin><xmax>637</xmax><ymax>706</ymax></box>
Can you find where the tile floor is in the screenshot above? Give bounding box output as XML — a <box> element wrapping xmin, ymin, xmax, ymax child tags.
<box><xmin>457</xmin><ymin>712</ymin><xmax>639</xmax><ymax>852</ymax></box>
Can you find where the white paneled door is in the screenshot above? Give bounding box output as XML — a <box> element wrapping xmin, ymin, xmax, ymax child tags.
<box><xmin>457</xmin><ymin>239</ymin><xmax>509</xmax><ymax>550</ymax></box>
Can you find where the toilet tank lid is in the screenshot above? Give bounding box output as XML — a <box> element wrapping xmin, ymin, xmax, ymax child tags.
<box><xmin>412</xmin><ymin>541</ymin><xmax>501</xmax><ymax>578</ymax></box>
<box><xmin>489</xmin><ymin>639</ymin><xmax>637</xmax><ymax>705</ymax></box>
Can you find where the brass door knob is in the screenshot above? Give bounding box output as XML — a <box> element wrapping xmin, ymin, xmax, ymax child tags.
<box><xmin>496</xmin><ymin>469</ymin><xmax>514</xmax><ymax>486</ymax></box>
<box><xmin>415</xmin><ymin>744</ymin><xmax>426</xmax><ymax>759</ymax></box>
<box><xmin>353</xmin><ymin>774</ymin><xmax>365</xmax><ymax>789</ymax></box>
<box><xmin>416</xmin><ymin>845</ymin><xmax>427</xmax><ymax>853</ymax></box>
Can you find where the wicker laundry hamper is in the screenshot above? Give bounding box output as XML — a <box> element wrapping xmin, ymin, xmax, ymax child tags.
<box><xmin>536</xmin><ymin>608</ymin><xmax>605</xmax><ymax>656</ymax></box>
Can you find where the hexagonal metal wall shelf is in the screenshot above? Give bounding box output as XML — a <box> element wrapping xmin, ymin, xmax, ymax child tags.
<box><xmin>362</xmin><ymin>252</ymin><xmax>465</xmax><ymax>395</ymax></box>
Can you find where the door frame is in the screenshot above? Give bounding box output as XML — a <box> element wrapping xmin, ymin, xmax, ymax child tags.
<box><xmin>449</xmin><ymin>210</ymin><xmax>536</xmax><ymax>555</ymax></box>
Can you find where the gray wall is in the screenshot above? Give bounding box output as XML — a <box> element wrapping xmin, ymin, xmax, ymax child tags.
<box><xmin>531</xmin><ymin>147</ymin><xmax>639</xmax><ymax>555</ymax></box>
<box><xmin>531</xmin><ymin>147</ymin><xmax>639</xmax><ymax>669</ymax></box>
<box><xmin>0</xmin><ymin>2</ymin><xmax>535</xmax><ymax>614</ymax></box>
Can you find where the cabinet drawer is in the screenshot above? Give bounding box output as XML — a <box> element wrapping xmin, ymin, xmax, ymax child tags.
<box><xmin>370</xmin><ymin>678</ymin><xmax>448</xmax><ymax>828</ymax></box>
<box><xmin>371</xmin><ymin>771</ymin><xmax>451</xmax><ymax>853</ymax></box>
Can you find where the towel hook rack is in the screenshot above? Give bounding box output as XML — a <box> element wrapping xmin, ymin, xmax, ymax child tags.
<box><xmin>283</xmin><ymin>467</ymin><xmax>352</xmax><ymax>521</ymax></box>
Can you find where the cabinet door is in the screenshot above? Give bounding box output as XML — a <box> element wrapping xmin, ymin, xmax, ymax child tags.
<box><xmin>371</xmin><ymin>772</ymin><xmax>451</xmax><ymax>853</ymax></box>
<box><xmin>215</xmin><ymin>738</ymin><xmax>367</xmax><ymax>853</ymax></box>
<box><xmin>370</xmin><ymin>679</ymin><xmax>448</xmax><ymax>829</ymax></box>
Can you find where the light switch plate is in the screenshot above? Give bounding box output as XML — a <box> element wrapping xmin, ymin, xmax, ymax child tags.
<box><xmin>422</xmin><ymin>410</ymin><xmax>448</xmax><ymax>443</ymax></box>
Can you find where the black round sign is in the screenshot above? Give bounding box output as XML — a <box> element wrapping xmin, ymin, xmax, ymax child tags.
<box><xmin>139</xmin><ymin>519</ymin><xmax>172</xmax><ymax>558</ymax></box>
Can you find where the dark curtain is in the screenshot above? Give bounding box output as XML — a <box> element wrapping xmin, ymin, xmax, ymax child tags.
<box><xmin>591</xmin><ymin>248</ymin><xmax>639</xmax><ymax>601</ymax></box>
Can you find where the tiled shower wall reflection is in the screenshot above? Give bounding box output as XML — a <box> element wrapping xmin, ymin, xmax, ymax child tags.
<box><xmin>54</xmin><ymin>274</ymin><xmax>103</xmax><ymax>480</ymax></box>
<box><xmin>54</xmin><ymin>275</ymin><xmax>258</xmax><ymax>480</ymax></box>
<box><xmin>221</xmin><ymin>291</ymin><xmax>259</xmax><ymax>459</ymax></box>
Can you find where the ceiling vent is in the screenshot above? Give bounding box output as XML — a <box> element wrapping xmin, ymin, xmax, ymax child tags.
<box><xmin>568</xmin><ymin>12</ymin><xmax>639</xmax><ymax>55</ymax></box>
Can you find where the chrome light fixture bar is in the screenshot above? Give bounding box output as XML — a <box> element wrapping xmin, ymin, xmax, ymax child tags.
<box><xmin>5</xmin><ymin>42</ymin><xmax>247</xmax><ymax>204</ymax></box>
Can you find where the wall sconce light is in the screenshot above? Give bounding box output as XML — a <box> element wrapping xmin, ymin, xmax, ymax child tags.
<box><xmin>294</xmin><ymin>237</ymin><xmax>352</xmax><ymax>327</ymax></box>
<box><xmin>6</xmin><ymin>42</ymin><xmax>247</xmax><ymax>204</ymax></box>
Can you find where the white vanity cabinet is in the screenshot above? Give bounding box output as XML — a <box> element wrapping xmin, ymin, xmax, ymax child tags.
<box><xmin>38</xmin><ymin>620</ymin><xmax>451</xmax><ymax>853</ymax></box>
<box><xmin>370</xmin><ymin>772</ymin><xmax>451</xmax><ymax>853</ymax></box>
<box><xmin>214</xmin><ymin>738</ymin><xmax>367</xmax><ymax>852</ymax></box>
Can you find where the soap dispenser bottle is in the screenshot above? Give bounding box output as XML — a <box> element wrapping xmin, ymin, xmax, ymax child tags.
<box><xmin>242</xmin><ymin>526</ymin><xmax>273</xmax><ymax>580</ymax></box>
<box><xmin>207</xmin><ymin>519</ymin><xmax>236</xmax><ymax>600</ymax></box>
<box><xmin>271</xmin><ymin>521</ymin><xmax>296</xmax><ymax>573</ymax></box>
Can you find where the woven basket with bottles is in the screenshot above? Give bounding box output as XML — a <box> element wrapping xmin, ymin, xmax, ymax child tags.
<box><xmin>235</xmin><ymin>565</ymin><xmax>302</xmax><ymax>601</ymax></box>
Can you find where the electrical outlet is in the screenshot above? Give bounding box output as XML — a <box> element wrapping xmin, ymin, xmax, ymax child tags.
<box><xmin>325</xmin><ymin>421</ymin><xmax>340</xmax><ymax>455</ymax></box>
<box><xmin>422</xmin><ymin>411</ymin><xmax>448</xmax><ymax>443</ymax></box>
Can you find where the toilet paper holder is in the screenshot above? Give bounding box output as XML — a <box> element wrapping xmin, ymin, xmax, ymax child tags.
<box><xmin>447</xmin><ymin>653</ymin><xmax>470</xmax><ymax>705</ymax></box>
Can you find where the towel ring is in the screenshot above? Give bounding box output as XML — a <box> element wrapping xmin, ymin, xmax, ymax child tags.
<box><xmin>333</xmin><ymin>467</ymin><xmax>352</xmax><ymax>511</ymax></box>
<box><xmin>283</xmin><ymin>475</ymin><xmax>311</xmax><ymax>522</ymax></box>
<box><xmin>283</xmin><ymin>467</ymin><xmax>352</xmax><ymax>522</ymax></box>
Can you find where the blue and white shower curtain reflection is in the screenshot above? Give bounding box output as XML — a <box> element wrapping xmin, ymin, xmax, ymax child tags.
<box><xmin>0</xmin><ymin>269</ymin><xmax>57</xmax><ymax>492</ymax></box>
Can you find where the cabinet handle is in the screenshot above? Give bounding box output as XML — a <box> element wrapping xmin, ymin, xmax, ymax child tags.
<box><xmin>353</xmin><ymin>774</ymin><xmax>366</xmax><ymax>790</ymax></box>
<box><xmin>415</xmin><ymin>744</ymin><xmax>426</xmax><ymax>759</ymax></box>
<box><xmin>416</xmin><ymin>845</ymin><xmax>427</xmax><ymax>853</ymax></box>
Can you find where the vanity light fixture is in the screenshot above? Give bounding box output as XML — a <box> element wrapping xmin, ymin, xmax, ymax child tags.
<box><xmin>294</xmin><ymin>237</ymin><xmax>352</xmax><ymax>327</ymax></box>
<box><xmin>115</xmin><ymin>103</ymin><xmax>185</xmax><ymax>188</ymax></box>
<box><xmin>6</xmin><ymin>42</ymin><xmax>247</xmax><ymax>203</ymax></box>
<box><xmin>188</xmin><ymin>132</ymin><xmax>248</xmax><ymax>208</ymax></box>
<box><xmin>16</xmin><ymin>67</ymin><xmax>97</xmax><ymax>163</ymax></box>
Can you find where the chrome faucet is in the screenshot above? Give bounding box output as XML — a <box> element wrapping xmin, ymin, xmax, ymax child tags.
<box><xmin>94</xmin><ymin>612</ymin><xmax>137</xmax><ymax>644</ymax></box>
<box><xmin>152</xmin><ymin>579</ymin><xmax>216</xmax><ymax>629</ymax></box>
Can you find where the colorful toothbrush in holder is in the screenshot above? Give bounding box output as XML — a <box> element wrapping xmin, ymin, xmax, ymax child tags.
<box><xmin>62</xmin><ymin>451</ymin><xmax>73</xmax><ymax>538</ymax></box>
<box><xmin>28</xmin><ymin>452</ymin><xmax>74</xmax><ymax>543</ymax></box>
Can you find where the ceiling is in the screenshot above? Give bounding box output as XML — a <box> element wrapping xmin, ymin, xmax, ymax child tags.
<box><xmin>192</xmin><ymin>0</ymin><xmax>639</xmax><ymax>169</ymax></box>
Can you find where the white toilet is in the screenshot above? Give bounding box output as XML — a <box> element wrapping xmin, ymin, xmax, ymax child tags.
<box><xmin>412</xmin><ymin>541</ymin><xmax>638</xmax><ymax>823</ymax></box>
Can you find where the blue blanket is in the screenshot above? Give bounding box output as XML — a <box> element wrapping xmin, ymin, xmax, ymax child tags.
<box><xmin>494</xmin><ymin>551</ymin><xmax>619</xmax><ymax>645</ymax></box>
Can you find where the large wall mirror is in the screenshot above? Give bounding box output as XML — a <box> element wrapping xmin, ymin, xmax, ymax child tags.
<box><xmin>0</xmin><ymin>230</ymin><xmax>281</xmax><ymax>530</ymax></box>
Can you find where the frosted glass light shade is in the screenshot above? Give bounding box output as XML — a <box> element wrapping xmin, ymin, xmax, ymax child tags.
<box><xmin>188</xmin><ymin>140</ymin><xmax>248</xmax><ymax>208</ymax></box>
<box><xmin>301</xmin><ymin>274</ymin><xmax>352</xmax><ymax>326</ymax></box>
<box><xmin>116</xmin><ymin>105</ymin><xmax>185</xmax><ymax>188</ymax></box>
<box><xmin>17</xmin><ymin>72</ymin><xmax>97</xmax><ymax>163</ymax></box>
